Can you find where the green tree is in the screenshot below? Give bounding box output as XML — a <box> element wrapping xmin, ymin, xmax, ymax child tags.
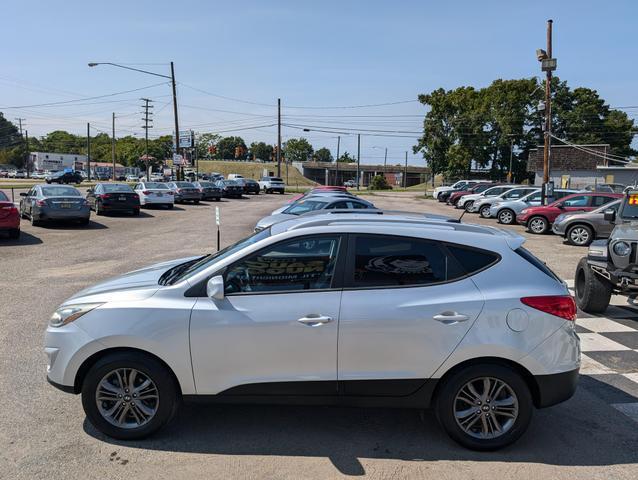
<box><xmin>250</xmin><ymin>141</ymin><xmax>273</xmax><ymax>161</ymax></box>
<box><xmin>337</xmin><ymin>151</ymin><xmax>356</xmax><ymax>163</ymax></box>
<box><xmin>216</xmin><ymin>136</ymin><xmax>247</xmax><ymax>160</ymax></box>
<box><xmin>0</xmin><ymin>113</ymin><xmax>24</xmax><ymax>167</ymax></box>
<box><xmin>195</xmin><ymin>132</ymin><xmax>221</xmax><ymax>159</ymax></box>
<box><xmin>369</xmin><ymin>174</ymin><xmax>392</xmax><ymax>190</ymax></box>
<box><xmin>284</xmin><ymin>137</ymin><xmax>313</xmax><ymax>162</ymax></box>
<box><xmin>314</xmin><ymin>147</ymin><xmax>333</xmax><ymax>162</ymax></box>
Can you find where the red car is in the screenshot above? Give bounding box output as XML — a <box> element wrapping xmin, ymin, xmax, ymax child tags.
<box><xmin>517</xmin><ymin>192</ymin><xmax>622</xmax><ymax>234</ymax></box>
<box><xmin>0</xmin><ymin>190</ymin><xmax>20</xmax><ymax>239</ymax></box>
<box><xmin>447</xmin><ymin>182</ymin><xmax>496</xmax><ymax>206</ymax></box>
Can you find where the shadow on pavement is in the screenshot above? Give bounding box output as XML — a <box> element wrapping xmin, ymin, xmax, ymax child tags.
<box><xmin>84</xmin><ymin>376</ymin><xmax>638</xmax><ymax>476</ymax></box>
<box><xmin>0</xmin><ymin>231</ymin><xmax>43</xmax><ymax>246</ymax></box>
<box><xmin>35</xmin><ymin>219</ymin><xmax>108</xmax><ymax>230</ymax></box>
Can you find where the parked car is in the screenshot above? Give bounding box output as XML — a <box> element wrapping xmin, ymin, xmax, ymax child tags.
<box><xmin>474</xmin><ymin>187</ymin><xmax>539</xmax><ymax>218</ymax></box>
<box><xmin>343</xmin><ymin>179</ymin><xmax>357</xmax><ymax>188</ymax></box>
<box><xmin>551</xmin><ymin>199</ymin><xmax>621</xmax><ymax>246</ymax></box>
<box><xmin>437</xmin><ymin>181</ymin><xmax>481</xmax><ymax>203</ymax></box>
<box><xmin>0</xmin><ymin>169</ymin><xmax>8</xmax><ymax>178</ymax></box>
<box><xmin>489</xmin><ymin>189</ymin><xmax>577</xmax><ymax>225</ymax></box>
<box><xmin>516</xmin><ymin>192</ymin><xmax>622</xmax><ymax>234</ymax></box>
<box><xmin>86</xmin><ymin>183</ymin><xmax>140</xmax><ymax>216</ymax></box>
<box><xmin>45</xmin><ymin>211</ymin><xmax>579</xmax><ymax>449</ymax></box>
<box><xmin>126</xmin><ymin>174</ymin><xmax>139</xmax><ymax>182</ymax></box>
<box><xmin>432</xmin><ymin>179</ymin><xmax>473</xmax><ymax>200</ymax></box>
<box><xmin>259</xmin><ymin>176</ymin><xmax>286</xmax><ymax>194</ymax></box>
<box><xmin>227</xmin><ymin>174</ymin><xmax>245</xmax><ymax>181</ymax></box>
<box><xmin>95</xmin><ymin>172</ymin><xmax>111</xmax><ymax>181</ymax></box>
<box><xmin>45</xmin><ymin>171</ymin><xmax>83</xmax><ymax>184</ymax></box>
<box><xmin>149</xmin><ymin>173</ymin><xmax>164</xmax><ymax>182</ymax></box>
<box><xmin>166</xmin><ymin>181</ymin><xmax>202</xmax><ymax>204</ymax></box>
<box><xmin>447</xmin><ymin>182</ymin><xmax>494</xmax><ymax>206</ymax></box>
<box><xmin>31</xmin><ymin>171</ymin><xmax>46</xmax><ymax>179</ymax></box>
<box><xmin>19</xmin><ymin>184</ymin><xmax>90</xmax><ymax>226</ymax></box>
<box><xmin>192</xmin><ymin>181</ymin><xmax>222</xmax><ymax>201</ymax></box>
<box><xmin>255</xmin><ymin>195</ymin><xmax>377</xmax><ymax>231</ymax></box>
<box><xmin>574</xmin><ymin>189</ymin><xmax>638</xmax><ymax>313</ymax></box>
<box><xmin>583</xmin><ymin>183</ymin><xmax>626</xmax><ymax>194</ymax></box>
<box><xmin>216</xmin><ymin>179</ymin><xmax>244</xmax><ymax>198</ymax></box>
<box><xmin>272</xmin><ymin>189</ymin><xmax>359</xmax><ymax>215</ymax></box>
<box><xmin>14</xmin><ymin>169</ymin><xmax>27</xmax><ymax>179</ymax></box>
<box><xmin>457</xmin><ymin>185</ymin><xmax>513</xmax><ymax>212</ymax></box>
<box><xmin>243</xmin><ymin>178</ymin><xmax>260</xmax><ymax>195</ymax></box>
<box><xmin>133</xmin><ymin>182</ymin><xmax>175</xmax><ymax>209</ymax></box>
<box><xmin>0</xmin><ymin>190</ymin><xmax>20</xmax><ymax>239</ymax></box>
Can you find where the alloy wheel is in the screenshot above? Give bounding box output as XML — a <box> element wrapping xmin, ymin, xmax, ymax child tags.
<box><xmin>454</xmin><ymin>376</ymin><xmax>519</xmax><ymax>439</ymax></box>
<box><xmin>529</xmin><ymin>217</ymin><xmax>547</xmax><ymax>234</ymax></box>
<box><xmin>479</xmin><ymin>206</ymin><xmax>491</xmax><ymax>218</ymax></box>
<box><xmin>569</xmin><ymin>227</ymin><xmax>590</xmax><ymax>245</ymax></box>
<box><xmin>96</xmin><ymin>368</ymin><xmax>159</xmax><ymax>429</ymax></box>
<box><xmin>498</xmin><ymin>210</ymin><xmax>514</xmax><ymax>224</ymax></box>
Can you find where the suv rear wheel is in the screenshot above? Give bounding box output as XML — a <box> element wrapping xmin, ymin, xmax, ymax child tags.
<box><xmin>464</xmin><ymin>200</ymin><xmax>474</xmax><ymax>212</ymax></box>
<box><xmin>479</xmin><ymin>205</ymin><xmax>491</xmax><ymax>218</ymax></box>
<box><xmin>527</xmin><ymin>216</ymin><xmax>548</xmax><ymax>234</ymax></box>
<box><xmin>497</xmin><ymin>209</ymin><xmax>515</xmax><ymax>225</ymax></box>
<box><xmin>574</xmin><ymin>257</ymin><xmax>612</xmax><ymax>313</ymax></box>
<box><xmin>81</xmin><ymin>351</ymin><xmax>180</xmax><ymax>440</ymax></box>
<box><xmin>435</xmin><ymin>364</ymin><xmax>532</xmax><ymax>451</ymax></box>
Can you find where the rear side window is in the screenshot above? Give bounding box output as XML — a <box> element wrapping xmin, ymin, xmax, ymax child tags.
<box><xmin>349</xmin><ymin>235</ymin><xmax>464</xmax><ymax>288</ymax></box>
<box><xmin>592</xmin><ymin>195</ymin><xmax>617</xmax><ymax>207</ymax></box>
<box><xmin>515</xmin><ymin>247</ymin><xmax>560</xmax><ymax>281</ymax></box>
<box><xmin>446</xmin><ymin>245</ymin><xmax>499</xmax><ymax>275</ymax></box>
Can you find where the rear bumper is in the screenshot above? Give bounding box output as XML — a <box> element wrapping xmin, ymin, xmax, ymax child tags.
<box><xmin>534</xmin><ymin>368</ymin><xmax>579</xmax><ymax>408</ymax></box>
<box><xmin>141</xmin><ymin>195</ymin><xmax>174</xmax><ymax>205</ymax></box>
<box><xmin>0</xmin><ymin>216</ymin><xmax>20</xmax><ymax>229</ymax></box>
<box><xmin>37</xmin><ymin>208</ymin><xmax>90</xmax><ymax>220</ymax></box>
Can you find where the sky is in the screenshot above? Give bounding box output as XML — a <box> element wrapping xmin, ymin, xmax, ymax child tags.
<box><xmin>2</xmin><ymin>0</ymin><xmax>637</xmax><ymax>165</ymax></box>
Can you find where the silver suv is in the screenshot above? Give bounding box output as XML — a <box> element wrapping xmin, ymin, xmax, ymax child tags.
<box><xmin>45</xmin><ymin>212</ymin><xmax>579</xmax><ymax>450</ymax></box>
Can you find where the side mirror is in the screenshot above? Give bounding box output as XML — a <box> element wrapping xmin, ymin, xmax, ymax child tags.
<box><xmin>19</xmin><ymin>192</ymin><xmax>27</xmax><ymax>197</ymax></box>
<box><xmin>556</xmin><ymin>203</ymin><xmax>564</xmax><ymax>209</ymax></box>
<box><xmin>206</xmin><ymin>275</ymin><xmax>225</xmax><ymax>301</ymax></box>
<box><xmin>86</xmin><ymin>189</ymin><xmax>93</xmax><ymax>194</ymax></box>
<box><xmin>603</xmin><ymin>208</ymin><xmax>616</xmax><ymax>222</ymax></box>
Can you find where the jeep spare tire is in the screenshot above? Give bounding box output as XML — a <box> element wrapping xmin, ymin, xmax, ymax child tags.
<box><xmin>574</xmin><ymin>257</ymin><xmax>612</xmax><ymax>313</ymax></box>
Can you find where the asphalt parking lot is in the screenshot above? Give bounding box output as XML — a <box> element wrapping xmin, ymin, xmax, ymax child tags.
<box><xmin>1</xmin><ymin>189</ymin><xmax>637</xmax><ymax>479</ymax></box>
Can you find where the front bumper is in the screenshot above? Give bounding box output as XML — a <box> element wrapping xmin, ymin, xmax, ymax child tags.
<box><xmin>552</xmin><ymin>222</ymin><xmax>567</xmax><ymax>235</ymax></box>
<box><xmin>516</xmin><ymin>214</ymin><xmax>530</xmax><ymax>226</ymax></box>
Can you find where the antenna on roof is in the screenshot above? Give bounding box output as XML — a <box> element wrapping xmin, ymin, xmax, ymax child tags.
<box><xmin>450</xmin><ymin>208</ymin><xmax>468</xmax><ymax>224</ymax></box>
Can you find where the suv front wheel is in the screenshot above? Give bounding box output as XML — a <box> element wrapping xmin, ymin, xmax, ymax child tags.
<box><xmin>81</xmin><ymin>351</ymin><xmax>180</xmax><ymax>440</ymax></box>
<box><xmin>435</xmin><ymin>364</ymin><xmax>532</xmax><ymax>450</ymax></box>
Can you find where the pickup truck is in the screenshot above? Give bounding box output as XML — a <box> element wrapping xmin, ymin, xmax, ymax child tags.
<box><xmin>258</xmin><ymin>176</ymin><xmax>285</xmax><ymax>194</ymax></box>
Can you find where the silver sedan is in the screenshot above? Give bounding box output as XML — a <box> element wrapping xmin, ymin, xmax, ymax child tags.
<box><xmin>19</xmin><ymin>184</ymin><xmax>90</xmax><ymax>226</ymax></box>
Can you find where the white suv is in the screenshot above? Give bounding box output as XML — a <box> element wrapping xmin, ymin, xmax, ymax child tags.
<box><xmin>44</xmin><ymin>212</ymin><xmax>579</xmax><ymax>450</ymax></box>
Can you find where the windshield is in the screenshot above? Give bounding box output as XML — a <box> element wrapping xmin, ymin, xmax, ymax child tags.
<box><xmin>144</xmin><ymin>182</ymin><xmax>169</xmax><ymax>190</ymax></box>
<box><xmin>283</xmin><ymin>200</ymin><xmax>328</xmax><ymax>215</ymax></box>
<box><xmin>41</xmin><ymin>186</ymin><xmax>81</xmax><ymax>196</ymax></box>
<box><xmin>174</xmin><ymin>182</ymin><xmax>195</xmax><ymax>188</ymax></box>
<box><xmin>621</xmin><ymin>193</ymin><xmax>638</xmax><ymax>219</ymax></box>
<box><xmin>102</xmin><ymin>184</ymin><xmax>133</xmax><ymax>193</ymax></box>
<box><xmin>222</xmin><ymin>180</ymin><xmax>238</xmax><ymax>185</ymax></box>
<box><xmin>161</xmin><ymin>228</ymin><xmax>272</xmax><ymax>285</ymax></box>
<box><xmin>198</xmin><ymin>182</ymin><xmax>215</xmax><ymax>187</ymax></box>
<box><xmin>0</xmin><ymin>191</ymin><xmax>8</xmax><ymax>201</ymax></box>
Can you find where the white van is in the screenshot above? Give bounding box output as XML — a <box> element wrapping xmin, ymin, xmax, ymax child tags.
<box><xmin>227</xmin><ymin>174</ymin><xmax>245</xmax><ymax>181</ymax></box>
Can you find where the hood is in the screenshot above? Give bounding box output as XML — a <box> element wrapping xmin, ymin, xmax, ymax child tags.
<box><xmin>256</xmin><ymin>213</ymin><xmax>296</xmax><ymax>229</ymax></box>
<box><xmin>65</xmin><ymin>256</ymin><xmax>200</xmax><ymax>304</ymax></box>
<box><xmin>461</xmin><ymin>193</ymin><xmax>481</xmax><ymax>201</ymax></box>
<box><xmin>271</xmin><ymin>206</ymin><xmax>288</xmax><ymax>215</ymax></box>
<box><xmin>610</xmin><ymin>223</ymin><xmax>638</xmax><ymax>241</ymax></box>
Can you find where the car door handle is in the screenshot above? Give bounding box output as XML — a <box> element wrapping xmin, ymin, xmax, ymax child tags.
<box><xmin>433</xmin><ymin>312</ymin><xmax>469</xmax><ymax>324</ymax></box>
<box><xmin>297</xmin><ymin>315</ymin><xmax>332</xmax><ymax>327</ymax></box>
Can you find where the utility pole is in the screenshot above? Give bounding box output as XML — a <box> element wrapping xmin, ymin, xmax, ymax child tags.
<box><xmin>509</xmin><ymin>137</ymin><xmax>515</xmax><ymax>183</ymax></box>
<box><xmin>334</xmin><ymin>136</ymin><xmax>340</xmax><ymax>186</ymax></box>
<box><xmin>111</xmin><ymin>112</ymin><xmax>116</xmax><ymax>181</ymax></box>
<box><xmin>86</xmin><ymin>123</ymin><xmax>91</xmax><ymax>181</ymax></box>
<box><xmin>404</xmin><ymin>151</ymin><xmax>408</xmax><ymax>188</ymax></box>
<box><xmin>15</xmin><ymin>118</ymin><xmax>27</xmax><ymax>175</ymax></box>
<box><xmin>141</xmin><ymin>98</ymin><xmax>154</xmax><ymax>181</ymax></box>
<box><xmin>277</xmin><ymin>98</ymin><xmax>281</xmax><ymax>177</ymax></box>
<box><xmin>356</xmin><ymin>134</ymin><xmax>361</xmax><ymax>191</ymax></box>
<box><xmin>537</xmin><ymin>19</ymin><xmax>556</xmax><ymax>204</ymax></box>
<box><xmin>24</xmin><ymin>130</ymin><xmax>30</xmax><ymax>178</ymax></box>
<box><xmin>170</xmin><ymin>62</ymin><xmax>181</xmax><ymax>180</ymax></box>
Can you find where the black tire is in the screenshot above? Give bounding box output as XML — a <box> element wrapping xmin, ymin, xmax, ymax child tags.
<box><xmin>566</xmin><ymin>224</ymin><xmax>594</xmax><ymax>247</ymax></box>
<box><xmin>498</xmin><ymin>208</ymin><xmax>516</xmax><ymax>225</ymax></box>
<box><xmin>464</xmin><ymin>200</ymin><xmax>474</xmax><ymax>213</ymax></box>
<box><xmin>435</xmin><ymin>364</ymin><xmax>533</xmax><ymax>451</ymax></box>
<box><xmin>30</xmin><ymin>214</ymin><xmax>40</xmax><ymax>227</ymax></box>
<box><xmin>215</xmin><ymin>197</ymin><xmax>221</xmax><ymax>202</ymax></box>
<box><xmin>132</xmin><ymin>209</ymin><xmax>140</xmax><ymax>216</ymax></box>
<box><xmin>167</xmin><ymin>204</ymin><xmax>174</xmax><ymax>209</ymax></box>
<box><xmin>81</xmin><ymin>351</ymin><xmax>180</xmax><ymax>440</ymax></box>
<box><xmin>79</xmin><ymin>217</ymin><xmax>90</xmax><ymax>226</ymax></box>
<box><xmin>194</xmin><ymin>200</ymin><xmax>200</xmax><ymax>204</ymax></box>
<box><xmin>527</xmin><ymin>216</ymin><xmax>548</xmax><ymax>234</ymax></box>
<box><xmin>479</xmin><ymin>204</ymin><xmax>492</xmax><ymax>218</ymax></box>
<box><xmin>574</xmin><ymin>257</ymin><xmax>612</xmax><ymax>313</ymax></box>
<box><xmin>8</xmin><ymin>228</ymin><xmax>20</xmax><ymax>239</ymax></box>
<box><xmin>279</xmin><ymin>190</ymin><xmax>285</xmax><ymax>195</ymax></box>
<box><xmin>266</xmin><ymin>189</ymin><xmax>271</xmax><ymax>194</ymax></box>
<box><xmin>95</xmin><ymin>202</ymin><xmax>103</xmax><ymax>216</ymax></box>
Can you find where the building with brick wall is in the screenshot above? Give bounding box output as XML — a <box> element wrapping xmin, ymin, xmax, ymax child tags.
<box><xmin>527</xmin><ymin>144</ymin><xmax>638</xmax><ymax>189</ymax></box>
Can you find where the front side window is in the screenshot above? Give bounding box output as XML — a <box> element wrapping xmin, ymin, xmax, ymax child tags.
<box><xmin>525</xmin><ymin>191</ymin><xmax>542</xmax><ymax>202</ymax></box>
<box><xmin>283</xmin><ymin>200</ymin><xmax>328</xmax><ymax>215</ymax></box>
<box><xmin>225</xmin><ymin>235</ymin><xmax>341</xmax><ymax>294</ymax></box>
<box><xmin>349</xmin><ymin>235</ymin><xmax>464</xmax><ymax>288</ymax></box>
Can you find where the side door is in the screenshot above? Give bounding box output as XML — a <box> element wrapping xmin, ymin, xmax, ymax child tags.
<box><xmin>525</xmin><ymin>191</ymin><xmax>542</xmax><ymax>207</ymax></box>
<box><xmin>23</xmin><ymin>187</ymin><xmax>37</xmax><ymax>216</ymax></box>
<box><xmin>562</xmin><ymin>194</ymin><xmax>592</xmax><ymax>213</ymax></box>
<box><xmin>337</xmin><ymin>234</ymin><xmax>487</xmax><ymax>395</ymax></box>
<box><xmin>190</xmin><ymin>234</ymin><xmax>345</xmax><ymax>395</ymax></box>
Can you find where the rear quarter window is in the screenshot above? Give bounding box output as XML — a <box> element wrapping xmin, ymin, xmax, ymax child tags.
<box><xmin>446</xmin><ymin>245</ymin><xmax>500</xmax><ymax>275</ymax></box>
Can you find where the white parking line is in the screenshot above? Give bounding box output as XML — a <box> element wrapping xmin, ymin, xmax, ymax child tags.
<box><xmin>578</xmin><ymin>333</ymin><xmax>631</xmax><ymax>352</ymax></box>
<box><xmin>577</xmin><ymin>317</ymin><xmax>636</xmax><ymax>333</ymax></box>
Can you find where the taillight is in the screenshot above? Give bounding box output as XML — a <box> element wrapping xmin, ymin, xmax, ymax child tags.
<box><xmin>99</xmin><ymin>194</ymin><xmax>111</xmax><ymax>199</ymax></box>
<box><xmin>166</xmin><ymin>191</ymin><xmax>174</xmax><ymax>195</ymax></box>
<box><xmin>142</xmin><ymin>190</ymin><xmax>151</xmax><ymax>195</ymax></box>
<box><xmin>36</xmin><ymin>200</ymin><xmax>47</xmax><ymax>206</ymax></box>
<box><xmin>1</xmin><ymin>205</ymin><xmax>18</xmax><ymax>213</ymax></box>
<box><xmin>521</xmin><ymin>295</ymin><xmax>576</xmax><ymax>321</ymax></box>
<box><xmin>177</xmin><ymin>188</ymin><xmax>183</xmax><ymax>193</ymax></box>
<box><xmin>133</xmin><ymin>194</ymin><xmax>139</xmax><ymax>198</ymax></box>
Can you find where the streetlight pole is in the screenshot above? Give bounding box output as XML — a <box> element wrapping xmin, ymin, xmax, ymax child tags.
<box><xmin>111</xmin><ymin>112</ymin><xmax>116</xmax><ymax>181</ymax></box>
<box><xmin>356</xmin><ymin>134</ymin><xmax>361</xmax><ymax>190</ymax></box>
<box><xmin>277</xmin><ymin>98</ymin><xmax>281</xmax><ymax>178</ymax></box>
<box><xmin>335</xmin><ymin>135</ymin><xmax>340</xmax><ymax>186</ymax></box>
<box><xmin>86</xmin><ymin>123</ymin><xmax>91</xmax><ymax>181</ymax></box>
<box><xmin>88</xmin><ymin>61</ymin><xmax>180</xmax><ymax>178</ymax></box>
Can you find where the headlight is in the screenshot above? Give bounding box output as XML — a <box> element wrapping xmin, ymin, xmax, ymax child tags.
<box><xmin>613</xmin><ymin>241</ymin><xmax>632</xmax><ymax>257</ymax></box>
<box><xmin>521</xmin><ymin>209</ymin><xmax>529</xmax><ymax>214</ymax></box>
<box><xmin>49</xmin><ymin>303</ymin><xmax>102</xmax><ymax>328</ymax></box>
<box><xmin>555</xmin><ymin>214</ymin><xmax>565</xmax><ymax>223</ymax></box>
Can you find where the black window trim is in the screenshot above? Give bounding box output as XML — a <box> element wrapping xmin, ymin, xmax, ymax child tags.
<box><xmin>341</xmin><ymin>233</ymin><xmax>501</xmax><ymax>291</ymax></box>
<box><xmin>185</xmin><ymin>233</ymin><xmax>348</xmax><ymax>297</ymax></box>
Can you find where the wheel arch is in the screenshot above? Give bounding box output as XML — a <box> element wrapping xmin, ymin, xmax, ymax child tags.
<box><xmin>566</xmin><ymin>221</ymin><xmax>595</xmax><ymax>236</ymax></box>
<box><xmin>432</xmin><ymin>356</ymin><xmax>542</xmax><ymax>408</ymax></box>
<box><xmin>73</xmin><ymin>347</ymin><xmax>183</xmax><ymax>397</ymax></box>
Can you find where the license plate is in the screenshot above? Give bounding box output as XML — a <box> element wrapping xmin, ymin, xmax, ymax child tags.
<box><xmin>60</xmin><ymin>203</ymin><xmax>72</xmax><ymax>209</ymax></box>
<box><xmin>156</xmin><ymin>193</ymin><xmax>163</xmax><ymax>197</ymax></box>
<box><xmin>118</xmin><ymin>196</ymin><xmax>126</xmax><ymax>201</ymax></box>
